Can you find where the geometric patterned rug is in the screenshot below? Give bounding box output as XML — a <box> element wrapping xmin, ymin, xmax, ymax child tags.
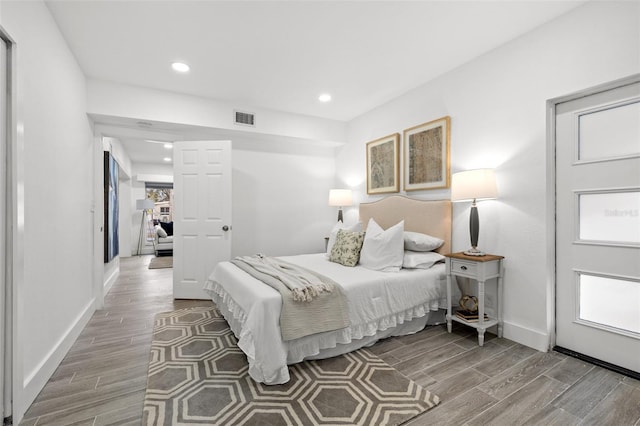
<box><xmin>143</xmin><ymin>307</ymin><xmax>440</xmax><ymax>425</ymax></box>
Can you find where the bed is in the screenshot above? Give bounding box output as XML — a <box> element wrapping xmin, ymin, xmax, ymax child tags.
<box><xmin>203</xmin><ymin>195</ymin><xmax>452</xmax><ymax>384</ymax></box>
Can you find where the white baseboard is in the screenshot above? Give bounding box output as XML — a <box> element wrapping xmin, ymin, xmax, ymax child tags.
<box><xmin>21</xmin><ymin>299</ymin><xmax>96</xmax><ymax>418</ymax></box>
<box><xmin>103</xmin><ymin>265</ymin><xmax>119</xmax><ymax>294</ymax></box>
<box><xmin>503</xmin><ymin>320</ymin><xmax>551</xmax><ymax>352</ymax></box>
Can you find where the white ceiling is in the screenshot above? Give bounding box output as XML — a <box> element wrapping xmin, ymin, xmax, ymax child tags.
<box><xmin>45</xmin><ymin>0</ymin><xmax>585</xmax><ymax>163</ymax></box>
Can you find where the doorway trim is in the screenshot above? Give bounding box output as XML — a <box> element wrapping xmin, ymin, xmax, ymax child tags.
<box><xmin>546</xmin><ymin>73</ymin><xmax>640</xmax><ymax>358</ymax></box>
<box><xmin>92</xmin><ymin>131</ymin><xmax>105</xmax><ymax>310</ymax></box>
<box><xmin>1</xmin><ymin>24</ymin><xmax>21</xmax><ymax>423</ymax></box>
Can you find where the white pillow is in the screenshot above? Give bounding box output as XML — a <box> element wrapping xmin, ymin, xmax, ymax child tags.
<box><xmin>403</xmin><ymin>231</ymin><xmax>444</xmax><ymax>252</ymax></box>
<box><xmin>403</xmin><ymin>251</ymin><xmax>445</xmax><ymax>269</ymax></box>
<box><xmin>326</xmin><ymin>221</ymin><xmax>363</xmax><ymax>257</ymax></box>
<box><xmin>155</xmin><ymin>224</ymin><xmax>168</xmax><ymax>238</ymax></box>
<box><xmin>359</xmin><ymin>218</ymin><xmax>404</xmax><ymax>272</ymax></box>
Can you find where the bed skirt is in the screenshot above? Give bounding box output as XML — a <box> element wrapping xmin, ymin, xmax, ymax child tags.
<box><xmin>205</xmin><ymin>280</ymin><xmax>446</xmax><ymax>384</ymax></box>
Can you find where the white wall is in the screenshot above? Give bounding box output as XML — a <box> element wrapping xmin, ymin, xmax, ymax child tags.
<box><xmin>89</xmin><ymin>84</ymin><xmax>344</xmax><ymax>259</ymax></box>
<box><xmin>134</xmin><ymin>162</ymin><xmax>173</xmax><ymax>177</ymax></box>
<box><xmin>118</xmin><ymin>179</ymin><xmax>132</xmax><ymax>258</ymax></box>
<box><xmin>87</xmin><ymin>79</ymin><xmax>347</xmax><ymax>145</ymax></box>
<box><xmin>103</xmin><ymin>136</ymin><xmax>132</xmax><ymax>177</ymax></box>
<box><xmin>130</xmin><ymin>142</ymin><xmax>337</xmax><ymax>258</ymax></box>
<box><xmin>338</xmin><ymin>1</ymin><xmax>640</xmax><ymax>351</ymax></box>
<box><xmin>0</xmin><ymin>1</ymin><xmax>95</xmax><ymax>421</ymax></box>
<box><xmin>231</xmin><ymin>139</ymin><xmax>336</xmax><ymax>257</ymax></box>
<box><xmin>100</xmin><ymin>137</ymin><xmax>133</xmax><ymax>296</ymax></box>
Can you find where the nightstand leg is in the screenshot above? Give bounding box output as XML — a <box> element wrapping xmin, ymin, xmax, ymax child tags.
<box><xmin>497</xmin><ymin>268</ymin><xmax>504</xmax><ymax>338</ymax></box>
<box><xmin>446</xmin><ymin>273</ymin><xmax>452</xmax><ymax>333</ymax></box>
<box><xmin>478</xmin><ymin>279</ymin><xmax>485</xmax><ymax>346</ymax></box>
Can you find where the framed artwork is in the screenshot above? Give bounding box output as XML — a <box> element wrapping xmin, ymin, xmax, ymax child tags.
<box><xmin>366</xmin><ymin>133</ymin><xmax>400</xmax><ymax>194</ymax></box>
<box><xmin>104</xmin><ymin>151</ymin><xmax>120</xmax><ymax>263</ymax></box>
<box><xmin>403</xmin><ymin>116</ymin><xmax>451</xmax><ymax>191</ymax></box>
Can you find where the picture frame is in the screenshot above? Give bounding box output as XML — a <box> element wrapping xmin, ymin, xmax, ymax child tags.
<box><xmin>366</xmin><ymin>133</ymin><xmax>400</xmax><ymax>194</ymax></box>
<box><xmin>104</xmin><ymin>151</ymin><xmax>120</xmax><ymax>263</ymax></box>
<box><xmin>403</xmin><ymin>116</ymin><xmax>451</xmax><ymax>191</ymax></box>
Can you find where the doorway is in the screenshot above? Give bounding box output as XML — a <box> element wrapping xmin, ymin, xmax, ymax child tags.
<box><xmin>552</xmin><ymin>75</ymin><xmax>640</xmax><ymax>376</ymax></box>
<box><xmin>172</xmin><ymin>140</ymin><xmax>232</xmax><ymax>299</ymax></box>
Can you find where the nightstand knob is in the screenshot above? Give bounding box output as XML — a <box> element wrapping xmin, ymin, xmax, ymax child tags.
<box><xmin>461</xmin><ymin>265</ymin><xmax>467</xmax><ymax>271</ymax></box>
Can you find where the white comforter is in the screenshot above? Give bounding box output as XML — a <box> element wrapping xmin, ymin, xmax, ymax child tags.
<box><xmin>203</xmin><ymin>253</ymin><xmax>446</xmax><ymax>384</ymax></box>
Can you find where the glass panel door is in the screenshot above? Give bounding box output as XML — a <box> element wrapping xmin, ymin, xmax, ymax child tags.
<box><xmin>578</xmin><ymin>190</ymin><xmax>640</xmax><ymax>245</ymax></box>
<box><xmin>555</xmin><ymin>79</ymin><xmax>640</xmax><ymax>374</ymax></box>
<box><xmin>578</xmin><ymin>100</ymin><xmax>640</xmax><ymax>161</ymax></box>
<box><xmin>578</xmin><ymin>273</ymin><xmax>640</xmax><ymax>335</ymax></box>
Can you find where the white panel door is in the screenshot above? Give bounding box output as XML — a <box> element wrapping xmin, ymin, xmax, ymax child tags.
<box><xmin>555</xmin><ymin>79</ymin><xmax>640</xmax><ymax>373</ymax></box>
<box><xmin>173</xmin><ymin>140</ymin><xmax>232</xmax><ymax>299</ymax></box>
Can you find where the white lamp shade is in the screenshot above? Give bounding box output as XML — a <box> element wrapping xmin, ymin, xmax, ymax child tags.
<box><xmin>328</xmin><ymin>189</ymin><xmax>353</xmax><ymax>207</ymax></box>
<box><xmin>451</xmin><ymin>169</ymin><xmax>498</xmax><ymax>202</ymax></box>
<box><xmin>136</xmin><ymin>198</ymin><xmax>155</xmax><ymax>210</ymax></box>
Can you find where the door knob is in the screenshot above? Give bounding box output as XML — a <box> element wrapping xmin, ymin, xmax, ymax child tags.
<box><xmin>222</xmin><ymin>225</ymin><xmax>230</xmax><ymax>232</ymax></box>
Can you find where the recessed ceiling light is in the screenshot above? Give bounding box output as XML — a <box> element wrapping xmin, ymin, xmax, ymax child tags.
<box><xmin>164</xmin><ymin>143</ymin><xmax>173</xmax><ymax>149</ymax></box>
<box><xmin>318</xmin><ymin>93</ymin><xmax>332</xmax><ymax>102</ymax></box>
<box><xmin>171</xmin><ymin>62</ymin><xmax>190</xmax><ymax>73</ymax></box>
<box><xmin>163</xmin><ymin>157</ymin><xmax>172</xmax><ymax>162</ymax></box>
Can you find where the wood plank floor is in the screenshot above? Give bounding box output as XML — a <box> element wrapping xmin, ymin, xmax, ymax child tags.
<box><xmin>21</xmin><ymin>255</ymin><xmax>640</xmax><ymax>425</ymax></box>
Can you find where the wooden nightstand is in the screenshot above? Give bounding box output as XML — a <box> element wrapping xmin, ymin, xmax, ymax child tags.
<box><xmin>445</xmin><ymin>252</ymin><xmax>504</xmax><ymax>346</ymax></box>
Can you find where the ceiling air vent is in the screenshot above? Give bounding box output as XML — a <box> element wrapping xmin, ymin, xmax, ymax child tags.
<box><xmin>234</xmin><ymin>110</ymin><xmax>255</xmax><ymax>127</ymax></box>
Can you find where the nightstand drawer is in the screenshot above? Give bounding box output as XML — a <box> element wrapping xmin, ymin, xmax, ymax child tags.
<box><xmin>450</xmin><ymin>260</ymin><xmax>477</xmax><ymax>276</ymax></box>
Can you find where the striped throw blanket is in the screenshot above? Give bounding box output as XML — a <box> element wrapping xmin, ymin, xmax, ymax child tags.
<box><xmin>231</xmin><ymin>255</ymin><xmax>350</xmax><ymax>341</ymax></box>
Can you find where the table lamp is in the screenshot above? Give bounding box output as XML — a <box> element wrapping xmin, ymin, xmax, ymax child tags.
<box><xmin>328</xmin><ymin>189</ymin><xmax>353</xmax><ymax>222</ymax></box>
<box><xmin>451</xmin><ymin>169</ymin><xmax>498</xmax><ymax>256</ymax></box>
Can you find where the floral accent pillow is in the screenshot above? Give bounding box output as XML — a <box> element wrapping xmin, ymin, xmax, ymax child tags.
<box><xmin>329</xmin><ymin>229</ymin><xmax>365</xmax><ymax>267</ymax></box>
<box><xmin>326</xmin><ymin>221</ymin><xmax>363</xmax><ymax>257</ymax></box>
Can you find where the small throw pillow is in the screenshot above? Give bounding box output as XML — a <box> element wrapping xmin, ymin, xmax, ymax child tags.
<box><xmin>329</xmin><ymin>229</ymin><xmax>365</xmax><ymax>267</ymax></box>
<box><xmin>326</xmin><ymin>221</ymin><xmax>363</xmax><ymax>257</ymax></box>
<box><xmin>155</xmin><ymin>224</ymin><xmax>168</xmax><ymax>238</ymax></box>
<box><xmin>403</xmin><ymin>251</ymin><xmax>445</xmax><ymax>269</ymax></box>
<box><xmin>359</xmin><ymin>218</ymin><xmax>405</xmax><ymax>272</ymax></box>
<box><xmin>403</xmin><ymin>231</ymin><xmax>444</xmax><ymax>252</ymax></box>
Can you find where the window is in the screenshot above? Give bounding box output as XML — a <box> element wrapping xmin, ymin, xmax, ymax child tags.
<box><xmin>145</xmin><ymin>182</ymin><xmax>174</xmax><ymax>240</ymax></box>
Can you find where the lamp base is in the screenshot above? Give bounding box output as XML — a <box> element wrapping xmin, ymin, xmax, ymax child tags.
<box><xmin>463</xmin><ymin>247</ymin><xmax>486</xmax><ymax>256</ymax></box>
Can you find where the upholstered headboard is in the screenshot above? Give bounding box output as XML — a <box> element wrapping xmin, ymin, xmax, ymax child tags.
<box><xmin>359</xmin><ymin>195</ymin><xmax>452</xmax><ymax>254</ymax></box>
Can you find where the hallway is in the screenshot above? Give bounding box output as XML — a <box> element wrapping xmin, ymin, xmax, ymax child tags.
<box><xmin>20</xmin><ymin>256</ymin><xmax>212</xmax><ymax>425</ymax></box>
